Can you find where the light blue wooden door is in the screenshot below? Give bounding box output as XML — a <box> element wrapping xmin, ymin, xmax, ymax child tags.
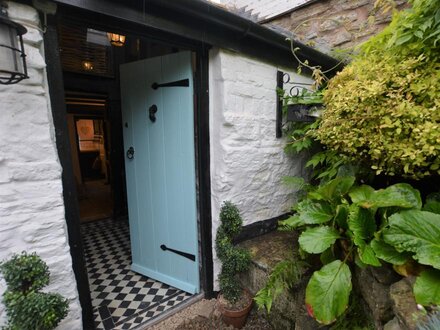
<box><xmin>120</xmin><ymin>52</ymin><xmax>199</xmax><ymax>294</ymax></box>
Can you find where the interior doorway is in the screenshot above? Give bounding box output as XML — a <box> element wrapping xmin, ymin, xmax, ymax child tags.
<box><xmin>75</xmin><ymin>117</ymin><xmax>113</xmax><ymax>222</ymax></box>
<box><xmin>66</xmin><ymin>103</ymin><xmax>113</xmax><ymax>223</ymax></box>
<box><xmin>58</xmin><ymin>17</ymin><xmax>202</xmax><ymax>330</ymax></box>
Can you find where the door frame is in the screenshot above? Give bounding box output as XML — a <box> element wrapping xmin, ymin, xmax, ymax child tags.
<box><xmin>44</xmin><ymin>7</ymin><xmax>213</xmax><ymax>329</ymax></box>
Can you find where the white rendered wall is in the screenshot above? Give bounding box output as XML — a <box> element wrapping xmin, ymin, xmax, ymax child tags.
<box><xmin>209</xmin><ymin>48</ymin><xmax>313</xmax><ymax>288</ymax></box>
<box><xmin>0</xmin><ymin>2</ymin><xmax>82</xmax><ymax>329</ymax></box>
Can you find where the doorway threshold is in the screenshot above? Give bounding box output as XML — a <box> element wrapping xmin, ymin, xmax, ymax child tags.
<box><xmin>132</xmin><ymin>293</ymin><xmax>204</xmax><ymax>330</ymax></box>
<box><xmin>81</xmin><ymin>218</ymin><xmax>194</xmax><ymax>329</ymax></box>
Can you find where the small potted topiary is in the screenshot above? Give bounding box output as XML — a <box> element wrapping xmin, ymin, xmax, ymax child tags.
<box><xmin>0</xmin><ymin>252</ymin><xmax>69</xmax><ymax>330</ymax></box>
<box><xmin>215</xmin><ymin>201</ymin><xmax>252</xmax><ymax>329</ymax></box>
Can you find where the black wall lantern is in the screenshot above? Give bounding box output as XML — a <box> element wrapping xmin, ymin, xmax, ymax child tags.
<box><xmin>0</xmin><ymin>2</ymin><xmax>28</xmax><ymax>85</ymax></box>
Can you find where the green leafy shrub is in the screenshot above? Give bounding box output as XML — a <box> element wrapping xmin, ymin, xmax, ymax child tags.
<box><xmin>316</xmin><ymin>0</ymin><xmax>440</xmax><ymax>179</ymax></box>
<box><xmin>257</xmin><ymin>176</ymin><xmax>440</xmax><ymax>324</ymax></box>
<box><xmin>0</xmin><ymin>252</ymin><xmax>50</xmax><ymax>293</ymax></box>
<box><xmin>0</xmin><ymin>252</ymin><xmax>69</xmax><ymax>330</ymax></box>
<box><xmin>215</xmin><ymin>201</ymin><xmax>251</xmax><ymax>303</ymax></box>
<box><xmin>263</xmin><ymin>0</ymin><xmax>440</xmax><ymax>325</ymax></box>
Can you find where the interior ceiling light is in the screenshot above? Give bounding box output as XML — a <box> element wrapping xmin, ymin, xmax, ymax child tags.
<box><xmin>0</xmin><ymin>2</ymin><xmax>28</xmax><ymax>84</ymax></box>
<box><xmin>82</xmin><ymin>60</ymin><xmax>94</xmax><ymax>71</ymax></box>
<box><xmin>107</xmin><ymin>32</ymin><xmax>126</xmax><ymax>47</ymax></box>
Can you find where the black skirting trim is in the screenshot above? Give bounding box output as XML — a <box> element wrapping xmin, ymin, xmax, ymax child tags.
<box><xmin>234</xmin><ymin>212</ymin><xmax>292</xmax><ymax>244</ymax></box>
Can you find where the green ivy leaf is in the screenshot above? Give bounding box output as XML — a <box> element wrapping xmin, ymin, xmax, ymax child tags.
<box><xmin>370</xmin><ymin>239</ymin><xmax>410</xmax><ymax>265</ymax></box>
<box><xmin>348</xmin><ymin>205</ymin><xmax>376</xmax><ymax>241</ymax></box>
<box><xmin>354</xmin><ymin>251</ymin><xmax>368</xmax><ymax>269</ymax></box>
<box><xmin>395</xmin><ymin>33</ymin><xmax>413</xmax><ymax>45</ymax></box>
<box><xmin>384</xmin><ymin>210</ymin><xmax>440</xmax><ymax>269</ymax></box>
<box><xmin>299</xmin><ymin>227</ymin><xmax>340</xmax><ymax>254</ymax></box>
<box><xmin>320</xmin><ymin>248</ymin><xmax>336</xmax><ymax>265</ymax></box>
<box><xmin>357</xmin><ymin>242</ymin><xmax>381</xmax><ymax>267</ymax></box>
<box><xmin>334</xmin><ymin>204</ymin><xmax>349</xmax><ymax>230</ymax></box>
<box><xmin>423</xmin><ymin>193</ymin><xmax>440</xmax><ymax>214</ymax></box>
<box><xmin>313</xmin><ymin>177</ymin><xmax>356</xmax><ymax>202</ymax></box>
<box><xmin>372</xmin><ymin>184</ymin><xmax>422</xmax><ymax>209</ymax></box>
<box><xmin>305</xmin><ymin>260</ymin><xmax>352</xmax><ymax>324</ymax></box>
<box><xmin>349</xmin><ymin>185</ymin><xmax>375</xmax><ymax>204</ymax></box>
<box><xmin>423</xmin><ymin>200</ymin><xmax>440</xmax><ymax>214</ymax></box>
<box><xmin>413</xmin><ymin>269</ymin><xmax>440</xmax><ymax>305</ymax></box>
<box><xmin>278</xmin><ymin>215</ymin><xmax>303</xmax><ymax>231</ymax></box>
<box><xmin>296</xmin><ymin>200</ymin><xmax>334</xmax><ymax>225</ymax></box>
<box><xmin>352</xmin><ymin>183</ymin><xmax>422</xmax><ymax>210</ymax></box>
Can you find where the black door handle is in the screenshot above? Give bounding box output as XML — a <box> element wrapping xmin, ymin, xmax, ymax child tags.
<box><xmin>126</xmin><ymin>146</ymin><xmax>134</xmax><ymax>159</ymax></box>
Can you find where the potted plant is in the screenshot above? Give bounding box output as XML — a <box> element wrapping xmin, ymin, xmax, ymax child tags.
<box><xmin>215</xmin><ymin>201</ymin><xmax>252</xmax><ymax>329</ymax></box>
<box><xmin>0</xmin><ymin>252</ymin><xmax>69</xmax><ymax>330</ymax></box>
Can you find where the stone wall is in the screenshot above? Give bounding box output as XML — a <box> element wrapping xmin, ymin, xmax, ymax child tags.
<box><xmin>0</xmin><ymin>2</ymin><xmax>82</xmax><ymax>329</ymax></box>
<box><xmin>208</xmin><ymin>48</ymin><xmax>313</xmax><ymax>288</ymax></box>
<box><xmin>263</xmin><ymin>0</ymin><xmax>408</xmax><ymax>54</ymax></box>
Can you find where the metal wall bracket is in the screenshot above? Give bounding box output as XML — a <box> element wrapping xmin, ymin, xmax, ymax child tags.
<box><xmin>276</xmin><ymin>71</ymin><xmax>315</xmax><ymax>138</ymax></box>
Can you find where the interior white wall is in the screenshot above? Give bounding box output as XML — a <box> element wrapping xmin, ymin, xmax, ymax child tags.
<box><xmin>209</xmin><ymin>48</ymin><xmax>313</xmax><ymax>288</ymax></box>
<box><xmin>0</xmin><ymin>2</ymin><xmax>82</xmax><ymax>328</ymax></box>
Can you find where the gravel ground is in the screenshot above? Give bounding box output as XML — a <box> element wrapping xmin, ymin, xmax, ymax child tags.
<box><xmin>148</xmin><ymin>298</ymin><xmax>273</xmax><ymax>330</ymax></box>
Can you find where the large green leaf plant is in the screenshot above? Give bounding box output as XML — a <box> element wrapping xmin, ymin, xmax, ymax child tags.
<box><xmin>257</xmin><ymin>177</ymin><xmax>440</xmax><ymax>324</ymax></box>
<box><xmin>256</xmin><ymin>0</ymin><xmax>440</xmax><ymax>325</ymax></box>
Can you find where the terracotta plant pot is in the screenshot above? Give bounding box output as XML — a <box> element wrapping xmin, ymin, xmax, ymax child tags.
<box><xmin>218</xmin><ymin>290</ymin><xmax>253</xmax><ymax>329</ymax></box>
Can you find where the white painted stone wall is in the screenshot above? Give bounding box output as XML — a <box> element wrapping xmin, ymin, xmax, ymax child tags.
<box><xmin>0</xmin><ymin>2</ymin><xmax>82</xmax><ymax>329</ymax></box>
<box><xmin>209</xmin><ymin>48</ymin><xmax>313</xmax><ymax>288</ymax></box>
<box><xmin>218</xmin><ymin>0</ymin><xmax>315</xmax><ymax>20</ymax></box>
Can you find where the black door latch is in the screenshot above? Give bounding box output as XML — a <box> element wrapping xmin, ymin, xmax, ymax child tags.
<box><xmin>151</xmin><ymin>79</ymin><xmax>189</xmax><ymax>90</ymax></box>
<box><xmin>160</xmin><ymin>244</ymin><xmax>195</xmax><ymax>261</ymax></box>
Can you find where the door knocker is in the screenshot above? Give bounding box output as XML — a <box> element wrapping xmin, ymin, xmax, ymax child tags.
<box><xmin>149</xmin><ymin>104</ymin><xmax>158</xmax><ymax>123</ymax></box>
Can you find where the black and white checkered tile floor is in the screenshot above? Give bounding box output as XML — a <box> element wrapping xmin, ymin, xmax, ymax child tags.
<box><xmin>81</xmin><ymin>218</ymin><xmax>192</xmax><ymax>330</ymax></box>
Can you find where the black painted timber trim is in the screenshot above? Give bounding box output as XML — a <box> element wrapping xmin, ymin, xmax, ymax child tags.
<box><xmin>43</xmin><ymin>15</ymin><xmax>95</xmax><ymax>330</ymax></box>
<box><xmin>52</xmin><ymin>0</ymin><xmax>341</xmax><ymax>75</ymax></box>
<box><xmin>276</xmin><ymin>70</ymin><xmax>283</xmax><ymax>138</ymax></box>
<box><xmin>234</xmin><ymin>213</ymin><xmax>292</xmax><ymax>244</ymax></box>
<box><xmin>196</xmin><ymin>48</ymin><xmax>214</xmax><ymax>298</ymax></box>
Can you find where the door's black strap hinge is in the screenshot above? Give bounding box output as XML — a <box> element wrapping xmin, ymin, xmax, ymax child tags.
<box><xmin>160</xmin><ymin>244</ymin><xmax>195</xmax><ymax>261</ymax></box>
<box><xmin>152</xmin><ymin>79</ymin><xmax>189</xmax><ymax>90</ymax></box>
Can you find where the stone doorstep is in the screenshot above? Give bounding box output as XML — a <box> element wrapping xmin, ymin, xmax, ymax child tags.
<box><xmin>238</xmin><ymin>230</ymin><xmax>299</xmax><ymax>271</ymax></box>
